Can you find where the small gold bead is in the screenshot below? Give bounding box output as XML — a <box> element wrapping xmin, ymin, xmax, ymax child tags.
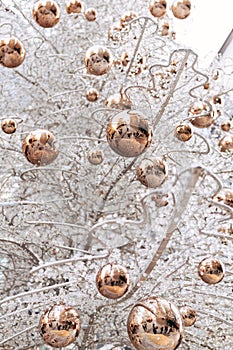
<box><xmin>0</xmin><ymin>37</ymin><xmax>26</xmax><ymax>68</ymax></box>
<box><xmin>120</xmin><ymin>11</ymin><xmax>137</xmax><ymax>27</ymax></box>
<box><xmin>221</xmin><ymin>121</ymin><xmax>231</xmax><ymax>132</ymax></box>
<box><xmin>171</xmin><ymin>0</ymin><xmax>191</xmax><ymax>19</ymax></box>
<box><xmin>149</xmin><ymin>0</ymin><xmax>167</xmax><ymax>18</ymax></box>
<box><xmin>175</xmin><ymin>124</ymin><xmax>193</xmax><ymax>141</ymax></box>
<box><xmin>198</xmin><ymin>257</ymin><xmax>225</xmax><ymax>284</ymax></box>
<box><xmin>180</xmin><ymin>306</ymin><xmax>196</xmax><ymax>327</ymax></box>
<box><xmin>84</xmin><ymin>46</ymin><xmax>113</xmax><ymax>76</ymax></box>
<box><xmin>32</xmin><ymin>0</ymin><xmax>60</xmax><ymax>28</ymax></box>
<box><xmin>86</xmin><ymin>88</ymin><xmax>99</xmax><ymax>102</ymax></box>
<box><xmin>1</xmin><ymin>118</ymin><xmax>17</xmax><ymax>134</ymax></box>
<box><xmin>136</xmin><ymin>157</ymin><xmax>168</xmax><ymax>188</ymax></box>
<box><xmin>84</xmin><ymin>8</ymin><xmax>97</xmax><ymax>21</ymax></box>
<box><xmin>96</xmin><ymin>263</ymin><xmax>129</xmax><ymax>299</ymax></box>
<box><xmin>218</xmin><ymin>135</ymin><xmax>233</xmax><ymax>152</ymax></box>
<box><xmin>66</xmin><ymin>0</ymin><xmax>84</xmax><ymax>14</ymax></box>
<box><xmin>189</xmin><ymin>101</ymin><xmax>215</xmax><ymax>128</ymax></box>
<box><xmin>87</xmin><ymin>150</ymin><xmax>104</xmax><ymax>165</ymax></box>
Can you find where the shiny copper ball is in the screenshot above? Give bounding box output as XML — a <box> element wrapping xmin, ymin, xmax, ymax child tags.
<box><xmin>86</xmin><ymin>88</ymin><xmax>99</xmax><ymax>102</ymax></box>
<box><xmin>214</xmin><ymin>188</ymin><xmax>233</xmax><ymax>208</ymax></box>
<box><xmin>104</xmin><ymin>93</ymin><xmax>132</xmax><ymax>110</ymax></box>
<box><xmin>84</xmin><ymin>8</ymin><xmax>97</xmax><ymax>21</ymax></box>
<box><xmin>66</xmin><ymin>0</ymin><xmax>83</xmax><ymax>14</ymax></box>
<box><xmin>171</xmin><ymin>0</ymin><xmax>191</xmax><ymax>19</ymax></box>
<box><xmin>127</xmin><ymin>297</ymin><xmax>184</xmax><ymax>350</ymax></box>
<box><xmin>221</xmin><ymin>121</ymin><xmax>231</xmax><ymax>132</ymax></box>
<box><xmin>96</xmin><ymin>263</ymin><xmax>129</xmax><ymax>299</ymax></box>
<box><xmin>39</xmin><ymin>303</ymin><xmax>81</xmax><ymax>348</ymax></box>
<box><xmin>189</xmin><ymin>101</ymin><xmax>215</xmax><ymax>128</ymax></box>
<box><xmin>137</xmin><ymin>157</ymin><xmax>168</xmax><ymax>188</ymax></box>
<box><xmin>0</xmin><ymin>37</ymin><xmax>26</xmax><ymax>68</ymax></box>
<box><xmin>198</xmin><ymin>257</ymin><xmax>225</xmax><ymax>284</ymax></box>
<box><xmin>32</xmin><ymin>1</ymin><xmax>60</xmax><ymax>28</ymax></box>
<box><xmin>106</xmin><ymin>110</ymin><xmax>152</xmax><ymax>157</ymax></box>
<box><xmin>149</xmin><ymin>0</ymin><xmax>167</xmax><ymax>18</ymax></box>
<box><xmin>22</xmin><ymin>129</ymin><xmax>59</xmax><ymax>166</ymax></box>
<box><xmin>175</xmin><ymin>124</ymin><xmax>193</xmax><ymax>142</ymax></box>
<box><xmin>84</xmin><ymin>45</ymin><xmax>113</xmax><ymax>76</ymax></box>
<box><xmin>120</xmin><ymin>11</ymin><xmax>137</xmax><ymax>27</ymax></box>
<box><xmin>218</xmin><ymin>135</ymin><xmax>233</xmax><ymax>152</ymax></box>
<box><xmin>87</xmin><ymin>150</ymin><xmax>104</xmax><ymax>165</ymax></box>
<box><xmin>179</xmin><ymin>306</ymin><xmax>196</xmax><ymax>327</ymax></box>
<box><xmin>1</xmin><ymin>118</ymin><xmax>17</xmax><ymax>134</ymax></box>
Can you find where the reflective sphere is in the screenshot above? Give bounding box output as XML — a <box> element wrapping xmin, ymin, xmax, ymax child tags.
<box><xmin>1</xmin><ymin>118</ymin><xmax>17</xmax><ymax>134</ymax></box>
<box><xmin>33</xmin><ymin>1</ymin><xmax>60</xmax><ymax>28</ymax></box>
<box><xmin>22</xmin><ymin>129</ymin><xmax>59</xmax><ymax>166</ymax></box>
<box><xmin>218</xmin><ymin>135</ymin><xmax>233</xmax><ymax>152</ymax></box>
<box><xmin>149</xmin><ymin>0</ymin><xmax>167</xmax><ymax>18</ymax></box>
<box><xmin>96</xmin><ymin>263</ymin><xmax>129</xmax><ymax>299</ymax></box>
<box><xmin>84</xmin><ymin>46</ymin><xmax>113</xmax><ymax>76</ymax></box>
<box><xmin>127</xmin><ymin>297</ymin><xmax>184</xmax><ymax>350</ymax></box>
<box><xmin>221</xmin><ymin>121</ymin><xmax>231</xmax><ymax>132</ymax></box>
<box><xmin>137</xmin><ymin>157</ymin><xmax>168</xmax><ymax>188</ymax></box>
<box><xmin>214</xmin><ymin>188</ymin><xmax>233</xmax><ymax>208</ymax></box>
<box><xmin>66</xmin><ymin>0</ymin><xmax>83</xmax><ymax>14</ymax></box>
<box><xmin>106</xmin><ymin>110</ymin><xmax>152</xmax><ymax>157</ymax></box>
<box><xmin>175</xmin><ymin>124</ymin><xmax>193</xmax><ymax>142</ymax></box>
<box><xmin>39</xmin><ymin>303</ymin><xmax>81</xmax><ymax>348</ymax></box>
<box><xmin>171</xmin><ymin>0</ymin><xmax>191</xmax><ymax>19</ymax></box>
<box><xmin>189</xmin><ymin>101</ymin><xmax>215</xmax><ymax>128</ymax></box>
<box><xmin>105</xmin><ymin>93</ymin><xmax>132</xmax><ymax>109</ymax></box>
<box><xmin>87</xmin><ymin>150</ymin><xmax>104</xmax><ymax>165</ymax></box>
<box><xmin>179</xmin><ymin>306</ymin><xmax>196</xmax><ymax>327</ymax></box>
<box><xmin>84</xmin><ymin>8</ymin><xmax>97</xmax><ymax>21</ymax></box>
<box><xmin>86</xmin><ymin>88</ymin><xmax>99</xmax><ymax>102</ymax></box>
<box><xmin>0</xmin><ymin>37</ymin><xmax>26</xmax><ymax>68</ymax></box>
<box><xmin>198</xmin><ymin>257</ymin><xmax>225</xmax><ymax>284</ymax></box>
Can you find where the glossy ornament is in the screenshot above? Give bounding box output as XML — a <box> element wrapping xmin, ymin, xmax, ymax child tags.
<box><xmin>218</xmin><ymin>135</ymin><xmax>233</xmax><ymax>152</ymax></box>
<box><xmin>137</xmin><ymin>157</ymin><xmax>168</xmax><ymax>188</ymax></box>
<box><xmin>214</xmin><ymin>188</ymin><xmax>233</xmax><ymax>208</ymax></box>
<box><xmin>96</xmin><ymin>263</ymin><xmax>129</xmax><ymax>299</ymax></box>
<box><xmin>87</xmin><ymin>150</ymin><xmax>104</xmax><ymax>165</ymax></box>
<box><xmin>86</xmin><ymin>88</ymin><xmax>99</xmax><ymax>102</ymax></box>
<box><xmin>221</xmin><ymin>121</ymin><xmax>231</xmax><ymax>132</ymax></box>
<box><xmin>1</xmin><ymin>118</ymin><xmax>17</xmax><ymax>134</ymax></box>
<box><xmin>175</xmin><ymin>124</ymin><xmax>193</xmax><ymax>142</ymax></box>
<box><xmin>39</xmin><ymin>303</ymin><xmax>81</xmax><ymax>348</ymax></box>
<box><xmin>179</xmin><ymin>306</ymin><xmax>196</xmax><ymax>327</ymax></box>
<box><xmin>189</xmin><ymin>101</ymin><xmax>215</xmax><ymax>128</ymax></box>
<box><xmin>32</xmin><ymin>1</ymin><xmax>60</xmax><ymax>28</ymax></box>
<box><xmin>198</xmin><ymin>257</ymin><xmax>225</xmax><ymax>284</ymax></box>
<box><xmin>149</xmin><ymin>0</ymin><xmax>167</xmax><ymax>18</ymax></box>
<box><xmin>66</xmin><ymin>0</ymin><xmax>83</xmax><ymax>14</ymax></box>
<box><xmin>127</xmin><ymin>297</ymin><xmax>184</xmax><ymax>350</ymax></box>
<box><xmin>105</xmin><ymin>92</ymin><xmax>131</xmax><ymax>109</ymax></box>
<box><xmin>106</xmin><ymin>110</ymin><xmax>152</xmax><ymax>157</ymax></box>
<box><xmin>84</xmin><ymin>8</ymin><xmax>97</xmax><ymax>21</ymax></box>
<box><xmin>22</xmin><ymin>129</ymin><xmax>59</xmax><ymax>166</ymax></box>
<box><xmin>171</xmin><ymin>0</ymin><xmax>191</xmax><ymax>19</ymax></box>
<box><xmin>84</xmin><ymin>46</ymin><xmax>113</xmax><ymax>76</ymax></box>
<box><xmin>0</xmin><ymin>37</ymin><xmax>26</xmax><ymax>68</ymax></box>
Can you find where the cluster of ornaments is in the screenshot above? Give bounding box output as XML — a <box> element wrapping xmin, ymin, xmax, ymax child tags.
<box><xmin>36</xmin><ymin>256</ymin><xmax>225</xmax><ymax>348</ymax></box>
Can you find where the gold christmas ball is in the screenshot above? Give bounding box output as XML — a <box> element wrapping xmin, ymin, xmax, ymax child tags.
<box><xmin>1</xmin><ymin>118</ymin><xmax>17</xmax><ymax>134</ymax></box>
<box><xmin>0</xmin><ymin>37</ymin><xmax>26</xmax><ymax>68</ymax></box>
<box><xmin>171</xmin><ymin>0</ymin><xmax>191</xmax><ymax>19</ymax></box>
<box><xmin>179</xmin><ymin>306</ymin><xmax>196</xmax><ymax>327</ymax></box>
<box><xmin>198</xmin><ymin>257</ymin><xmax>225</xmax><ymax>284</ymax></box>
<box><xmin>32</xmin><ymin>1</ymin><xmax>60</xmax><ymax>28</ymax></box>
<box><xmin>175</xmin><ymin>124</ymin><xmax>193</xmax><ymax>142</ymax></box>
<box><xmin>96</xmin><ymin>263</ymin><xmax>129</xmax><ymax>299</ymax></box>
<box><xmin>136</xmin><ymin>157</ymin><xmax>168</xmax><ymax>188</ymax></box>
<box><xmin>84</xmin><ymin>8</ymin><xmax>97</xmax><ymax>21</ymax></box>
<box><xmin>214</xmin><ymin>188</ymin><xmax>233</xmax><ymax>208</ymax></box>
<box><xmin>120</xmin><ymin>11</ymin><xmax>137</xmax><ymax>27</ymax></box>
<box><xmin>66</xmin><ymin>0</ymin><xmax>84</xmax><ymax>14</ymax></box>
<box><xmin>221</xmin><ymin>121</ymin><xmax>231</xmax><ymax>132</ymax></box>
<box><xmin>218</xmin><ymin>135</ymin><xmax>233</xmax><ymax>152</ymax></box>
<box><xmin>149</xmin><ymin>0</ymin><xmax>167</xmax><ymax>18</ymax></box>
<box><xmin>86</xmin><ymin>88</ymin><xmax>99</xmax><ymax>102</ymax></box>
<box><xmin>22</xmin><ymin>129</ymin><xmax>59</xmax><ymax>166</ymax></box>
<box><xmin>39</xmin><ymin>303</ymin><xmax>81</xmax><ymax>348</ymax></box>
<box><xmin>84</xmin><ymin>45</ymin><xmax>113</xmax><ymax>76</ymax></box>
<box><xmin>87</xmin><ymin>150</ymin><xmax>104</xmax><ymax>165</ymax></box>
<box><xmin>189</xmin><ymin>101</ymin><xmax>215</xmax><ymax>128</ymax></box>
<box><xmin>127</xmin><ymin>297</ymin><xmax>184</xmax><ymax>350</ymax></box>
<box><xmin>106</xmin><ymin>110</ymin><xmax>152</xmax><ymax>157</ymax></box>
